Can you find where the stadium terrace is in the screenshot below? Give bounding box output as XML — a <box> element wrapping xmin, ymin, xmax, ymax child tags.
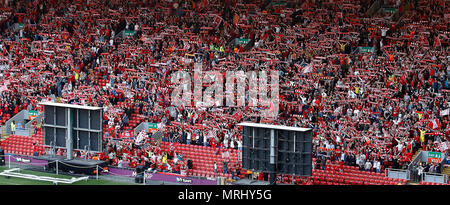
<box><xmin>0</xmin><ymin>0</ymin><xmax>448</xmax><ymax>186</ymax></box>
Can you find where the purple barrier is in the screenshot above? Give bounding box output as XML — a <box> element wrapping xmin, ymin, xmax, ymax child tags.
<box><xmin>107</xmin><ymin>167</ymin><xmax>217</xmax><ymax>185</ymax></box>
<box><xmin>6</xmin><ymin>154</ymin><xmax>49</xmax><ymax>167</ymax></box>
<box><xmin>4</xmin><ymin>155</ymin><xmax>216</xmax><ymax>185</ymax></box>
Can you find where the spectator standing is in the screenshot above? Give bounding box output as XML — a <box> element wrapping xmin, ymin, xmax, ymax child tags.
<box><xmin>10</xmin><ymin>121</ymin><xmax>15</xmax><ymax>135</ymax></box>
<box><xmin>412</xmin><ymin>163</ymin><xmax>419</xmax><ymax>181</ymax></box>
<box><xmin>417</xmin><ymin>163</ymin><xmax>424</xmax><ymax>181</ymax></box>
<box><xmin>186</xmin><ymin>131</ymin><xmax>191</xmax><ymax>145</ymax></box>
<box><xmin>364</xmin><ymin>160</ymin><xmax>372</xmax><ymax>172</ymax></box>
<box><xmin>237</xmin><ymin>139</ymin><xmax>242</xmax><ymax>151</ymax></box>
<box><xmin>435</xmin><ymin>163</ymin><xmax>441</xmax><ymax>174</ymax></box>
<box><xmin>429</xmin><ymin>163</ymin><xmax>435</xmax><ymax>173</ymax></box>
<box><xmin>373</xmin><ymin>159</ymin><xmax>380</xmax><ymax>173</ymax></box>
<box><xmin>315</xmin><ymin>157</ymin><xmax>321</xmax><ymax>170</ymax></box>
<box><xmin>321</xmin><ymin>156</ymin><xmax>327</xmax><ymax>170</ymax></box>
<box><xmin>223</xmin><ymin>159</ymin><xmax>228</xmax><ymax>174</ymax></box>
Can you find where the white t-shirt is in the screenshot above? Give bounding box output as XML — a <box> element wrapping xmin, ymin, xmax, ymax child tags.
<box><xmin>374</xmin><ymin>161</ymin><xmax>380</xmax><ymax>169</ymax></box>
<box><xmin>418</xmin><ymin>167</ymin><xmax>424</xmax><ymax>175</ymax></box>
<box><xmin>275</xmin><ymin>27</ymin><xmax>280</xmax><ymax>33</ymax></box>
<box><xmin>187</xmin><ymin>132</ymin><xmax>191</xmax><ymax>140</ymax></box>
<box><xmin>353</xmin><ymin>109</ymin><xmax>360</xmax><ymax>118</ymax></box>
<box><xmin>360</xmin><ymin>154</ymin><xmax>366</xmax><ymax>163</ymax></box>
<box><xmin>397</xmin><ymin>143</ymin><xmax>404</xmax><ymax>153</ymax></box>
<box><xmin>364</xmin><ymin>161</ymin><xmax>372</xmax><ymax>170</ymax></box>
<box><xmin>348</xmin><ymin>90</ymin><xmax>356</xmax><ymax>98</ymax></box>
<box><xmin>381</xmin><ymin>28</ymin><xmax>388</xmax><ymax>37</ymax></box>
<box><xmin>230</xmin><ymin>139</ymin><xmax>235</xmax><ymax>149</ymax></box>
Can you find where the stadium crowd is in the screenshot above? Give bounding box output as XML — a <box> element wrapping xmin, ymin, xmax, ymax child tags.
<box><xmin>0</xmin><ymin>0</ymin><xmax>448</xmax><ymax>180</ymax></box>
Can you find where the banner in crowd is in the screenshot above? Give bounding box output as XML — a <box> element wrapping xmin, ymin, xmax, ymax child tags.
<box><xmin>28</xmin><ymin>110</ymin><xmax>39</xmax><ymax>120</ymax></box>
<box><xmin>383</xmin><ymin>8</ymin><xmax>397</xmax><ymax>13</ymax></box>
<box><xmin>124</xmin><ymin>30</ymin><xmax>136</xmax><ymax>36</ymax></box>
<box><xmin>359</xmin><ymin>47</ymin><xmax>374</xmax><ymax>53</ymax></box>
<box><xmin>148</xmin><ymin>122</ymin><xmax>159</xmax><ymax>133</ymax></box>
<box><xmin>440</xmin><ymin>108</ymin><xmax>449</xmax><ymax>117</ymax></box>
<box><xmin>427</xmin><ymin>152</ymin><xmax>442</xmax><ymax>163</ymax></box>
<box><xmin>14</xmin><ymin>23</ymin><xmax>24</xmax><ymax>30</ymax></box>
<box><xmin>236</xmin><ymin>38</ymin><xmax>250</xmax><ymax>45</ymax></box>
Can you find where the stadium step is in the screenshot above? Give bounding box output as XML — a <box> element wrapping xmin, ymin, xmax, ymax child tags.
<box><xmin>1</xmin><ymin>126</ymin><xmax>7</xmax><ymax>138</ymax></box>
<box><xmin>365</xmin><ymin>0</ymin><xmax>381</xmax><ymax>17</ymax></box>
<box><xmin>412</xmin><ymin>149</ymin><xmax>422</xmax><ymax>160</ymax></box>
<box><xmin>442</xmin><ymin>167</ymin><xmax>450</xmax><ymax>175</ymax></box>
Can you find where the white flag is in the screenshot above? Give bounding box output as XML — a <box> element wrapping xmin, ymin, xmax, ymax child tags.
<box><xmin>440</xmin><ymin>108</ymin><xmax>449</xmax><ymax>117</ymax></box>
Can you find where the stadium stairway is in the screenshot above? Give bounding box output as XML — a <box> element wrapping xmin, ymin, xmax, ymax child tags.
<box><xmin>412</xmin><ymin>148</ymin><xmax>423</xmax><ymax>160</ymax></box>
<box><xmin>1</xmin><ymin>126</ymin><xmax>7</xmax><ymax>138</ymax></box>
<box><xmin>404</xmin><ymin>149</ymin><xmax>422</xmax><ymax>185</ymax></box>
<box><xmin>442</xmin><ymin>167</ymin><xmax>450</xmax><ymax>180</ymax></box>
<box><xmin>365</xmin><ymin>0</ymin><xmax>382</xmax><ymax>17</ymax></box>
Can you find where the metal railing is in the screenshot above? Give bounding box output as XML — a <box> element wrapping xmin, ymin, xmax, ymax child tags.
<box><xmin>365</xmin><ymin>0</ymin><xmax>381</xmax><ymax>17</ymax></box>
<box><xmin>408</xmin><ymin>150</ymin><xmax>423</xmax><ymax>174</ymax></box>
<box><xmin>0</xmin><ymin>167</ymin><xmax>89</xmax><ymax>185</ymax></box>
<box><xmin>3</xmin><ymin>110</ymin><xmax>29</xmax><ymax>135</ymax></box>
<box><xmin>408</xmin><ymin>151</ymin><xmax>448</xmax><ymax>183</ymax></box>
<box><xmin>385</xmin><ymin>168</ymin><xmax>410</xmax><ymax>180</ymax></box>
<box><xmin>0</xmin><ymin>154</ymin><xmax>102</xmax><ymax>181</ymax></box>
<box><xmin>422</xmin><ymin>172</ymin><xmax>448</xmax><ymax>184</ymax></box>
<box><xmin>24</xmin><ymin>112</ymin><xmax>44</xmax><ymax>130</ymax></box>
<box><xmin>133</xmin><ymin>121</ymin><xmax>147</xmax><ymax>136</ymax></box>
<box><xmin>438</xmin><ymin>153</ymin><xmax>447</xmax><ymax>174</ymax></box>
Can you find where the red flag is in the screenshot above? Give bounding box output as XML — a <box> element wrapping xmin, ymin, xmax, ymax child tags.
<box><xmin>400</xmin><ymin>73</ymin><xmax>407</xmax><ymax>85</ymax></box>
<box><xmin>434</xmin><ymin>37</ymin><xmax>441</xmax><ymax>48</ymax></box>
<box><xmin>428</xmin><ymin>119</ymin><xmax>440</xmax><ymax>130</ymax></box>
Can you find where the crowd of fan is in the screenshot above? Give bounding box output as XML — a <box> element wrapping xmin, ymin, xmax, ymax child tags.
<box><xmin>0</xmin><ymin>0</ymin><xmax>448</xmax><ymax>178</ymax></box>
